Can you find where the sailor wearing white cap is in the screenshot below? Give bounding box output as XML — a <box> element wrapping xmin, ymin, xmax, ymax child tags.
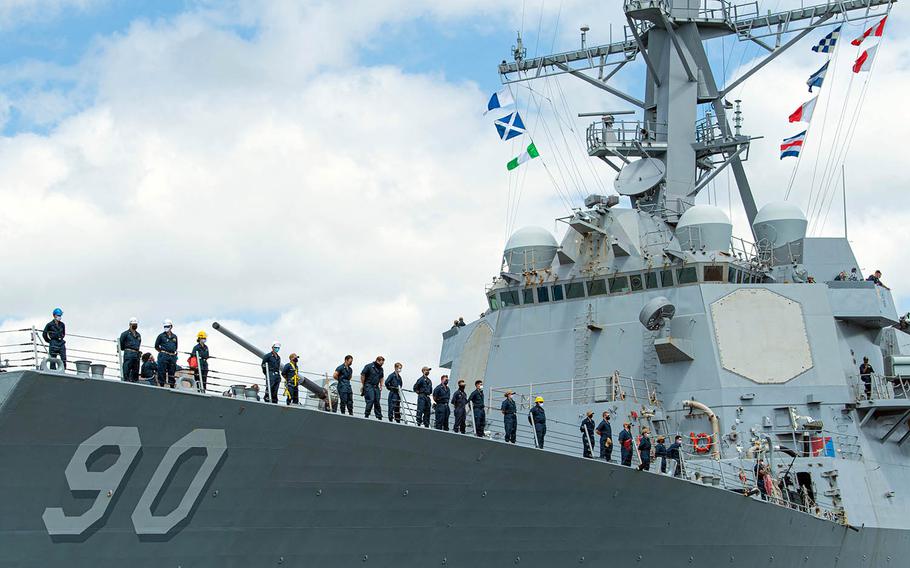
<box><xmin>154</xmin><ymin>319</ymin><xmax>178</xmax><ymax>388</ymax></box>
<box><xmin>119</xmin><ymin>317</ymin><xmax>142</xmax><ymax>382</ymax></box>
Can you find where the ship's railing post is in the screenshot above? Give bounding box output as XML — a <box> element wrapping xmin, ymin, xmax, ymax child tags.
<box><xmin>323</xmin><ymin>373</ymin><xmax>333</xmax><ymax>412</ymax></box>
<box><xmin>30</xmin><ymin>326</ymin><xmax>39</xmax><ymax>370</ymax></box>
<box><xmin>116</xmin><ymin>342</ymin><xmax>123</xmax><ymax>381</ymax></box>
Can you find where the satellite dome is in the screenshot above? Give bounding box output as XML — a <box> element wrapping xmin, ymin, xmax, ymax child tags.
<box><xmin>753</xmin><ymin>201</ymin><xmax>807</xmax><ymax>248</ymax></box>
<box><xmin>504</xmin><ymin>226</ymin><xmax>558</xmax><ymax>272</ymax></box>
<box><xmin>675</xmin><ymin>205</ymin><xmax>732</xmax><ymax>252</ymax></box>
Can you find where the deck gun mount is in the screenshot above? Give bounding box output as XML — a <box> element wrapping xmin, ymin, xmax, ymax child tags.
<box><xmin>212</xmin><ymin>321</ymin><xmax>327</xmax><ymax>400</ymax></box>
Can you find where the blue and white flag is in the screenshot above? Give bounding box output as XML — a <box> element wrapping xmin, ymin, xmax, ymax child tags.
<box><xmin>812</xmin><ymin>26</ymin><xmax>841</xmax><ymax>54</ymax></box>
<box><xmin>494</xmin><ymin>112</ymin><xmax>527</xmax><ymax>141</ymax></box>
<box><xmin>485</xmin><ymin>88</ymin><xmax>515</xmax><ymax>115</ymax></box>
<box><xmin>807</xmin><ymin>61</ymin><xmax>829</xmax><ymax>92</ymax></box>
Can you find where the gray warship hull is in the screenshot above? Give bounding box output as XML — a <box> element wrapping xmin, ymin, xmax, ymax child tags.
<box><xmin>2</xmin><ymin>370</ymin><xmax>908</xmax><ymax>567</ymax></box>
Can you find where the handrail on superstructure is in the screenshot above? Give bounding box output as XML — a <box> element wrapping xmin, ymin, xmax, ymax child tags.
<box><xmin>494</xmin><ymin>372</ymin><xmax>662</xmax><ymax>408</ymax></box>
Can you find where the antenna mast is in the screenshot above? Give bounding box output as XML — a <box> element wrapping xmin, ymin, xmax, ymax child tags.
<box><xmin>498</xmin><ymin>0</ymin><xmax>893</xmax><ymax>236</ymax></box>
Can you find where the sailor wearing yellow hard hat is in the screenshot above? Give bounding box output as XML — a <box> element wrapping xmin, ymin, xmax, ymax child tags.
<box><xmin>190</xmin><ymin>330</ymin><xmax>210</xmax><ymax>391</ymax></box>
<box><xmin>529</xmin><ymin>396</ymin><xmax>547</xmax><ymax>448</ymax></box>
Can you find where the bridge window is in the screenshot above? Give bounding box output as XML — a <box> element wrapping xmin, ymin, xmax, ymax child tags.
<box><xmin>609</xmin><ymin>276</ymin><xmax>630</xmax><ymax>293</ymax></box>
<box><xmin>551</xmin><ymin>284</ymin><xmax>564</xmax><ymax>301</ymax></box>
<box><xmin>677</xmin><ymin>266</ymin><xmax>698</xmax><ymax>284</ymax></box>
<box><xmin>645</xmin><ymin>272</ymin><xmax>659</xmax><ymax>289</ymax></box>
<box><xmin>660</xmin><ymin>269</ymin><xmax>674</xmax><ymax>288</ymax></box>
<box><xmin>587</xmin><ymin>279</ymin><xmax>607</xmax><ymax>296</ymax></box>
<box><xmin>728</xmin><ymin>268</ymin><xmax>738</xmax><ymax>283</ymax></box>
<box><xmin>704</xmin><ymin>265</ymin><xmax>724</xmax><ymax>282</ymax></box>
<box><xmin>630</xmin><ymin>273</ymin><xmax>644</xmax><ymax>291</ymax></box>
<box><xmin>522</xmin><ymin>288</ymin><xmax>535</xmax><ymax>304</ymax></box>
<box><xmin>537</xmin><ymin>286</ymin><xmax>550</xmax><ymax>303</ymax></box>
<box><xmin>488</xmin><ymin>296</ymin><xmax>500</xmax><ymax>311</ymax></box>
<box><xmin>500</xmin><ymin>290</ymin><xmax>520</xmax><ymax>307</ymax></box>
<box><xmin>565</xmin><ymin>282</ymin><xmax>586</xmax><ymax>299</ymax></box>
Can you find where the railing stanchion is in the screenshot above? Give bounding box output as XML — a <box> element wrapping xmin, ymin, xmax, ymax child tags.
<box><xmin>117</xmin><ymin>342</ymin><xmax>123</xmax><ymax>381</ymax></box>
<box><xmin>30</xmin><ymin>326</ymin><xmax>39</xmax><ymax>369</ymax></box>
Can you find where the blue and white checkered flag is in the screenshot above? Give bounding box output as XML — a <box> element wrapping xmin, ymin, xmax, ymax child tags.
<box><xmin>812</xmin><ymin>26</ymin><xmax>841</xmax><ymax>54</ymax></box>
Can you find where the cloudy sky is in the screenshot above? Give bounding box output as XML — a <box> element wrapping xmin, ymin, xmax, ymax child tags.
<box><xmin>0</xmin><ymin>0</ymin><xmax>905</xmax><ymax>382</ymax></box>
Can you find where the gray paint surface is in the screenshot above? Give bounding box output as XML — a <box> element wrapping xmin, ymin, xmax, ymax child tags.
<box><xmin>1</xmin><ymin>370</ymin><xmax>909</xmax><ymax>567</ymax></box>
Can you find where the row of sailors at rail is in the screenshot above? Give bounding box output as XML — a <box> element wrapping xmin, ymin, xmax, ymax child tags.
<box><xmin>33</xmin><ymin>311</ymin><xmax>678</xmax><ymax>452</ymax></box>
<box><xmin>270</xmin><ymin>351</ymin><xmax>531</xmax><ymax>445</ymax></box>
<box><xmin>314</xmin><ymin>355</ymin><xmax>514</xmax><ymax>437</ymax></box>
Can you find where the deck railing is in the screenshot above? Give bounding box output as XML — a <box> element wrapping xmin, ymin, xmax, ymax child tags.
<box><xmin>494</xmin><ymin>373</ymin><xmax>662</xmax><ymax>409</ymax></box>
<box><xmin>849</xmin><ymin>372</ymin><xmax>910</xmax><ymax>402</ymax></box>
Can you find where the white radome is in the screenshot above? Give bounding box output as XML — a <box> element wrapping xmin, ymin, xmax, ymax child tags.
<box><xmin>753</xmin><ymin>201</ymin><xmax>808</xmax><ymax>248</ymax></box>
<box><xmin>676</xmin><ymin>205</ymin><xmax>732</xmax><ymax>252</ymax></box>
<box><xmin>504</xmin><ymin>226</ymin><xmax>558</xmax><ymax>272</ymax></box>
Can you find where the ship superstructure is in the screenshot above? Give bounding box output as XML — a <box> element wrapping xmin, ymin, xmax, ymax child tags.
<box><xmin>442</xmin><ymin>0</ymin><xmax>909</xmax><ymax>540</ymax></box>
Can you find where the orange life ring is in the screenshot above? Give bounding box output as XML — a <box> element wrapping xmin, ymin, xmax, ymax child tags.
<box><xmin>690</xmin><ymin>432</ymin><xmax>713</xmax><ymax>454</ymax></box>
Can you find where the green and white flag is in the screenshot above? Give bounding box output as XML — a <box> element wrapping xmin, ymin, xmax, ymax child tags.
<box><xmin>507</xmin><ymin>142</ymin><xmax>539</xmax><ymax>171</ymax></box>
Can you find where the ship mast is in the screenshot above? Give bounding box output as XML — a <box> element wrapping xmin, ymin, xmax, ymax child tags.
<box><xmin>498</xmin><ymin>0</ymin><xmax>893</xmax><ymax>235</ymax></box>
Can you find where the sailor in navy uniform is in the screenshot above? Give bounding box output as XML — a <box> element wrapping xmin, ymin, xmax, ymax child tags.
<box><xmin>451</xmin><ymin>380</ymin><xmax>468</xmax><ymax>433</ymax></box>
<box><xmin>580</xmin><ymin>410</ymin><xmax>596</xmax><ymax>458</ymax></box>
<box><xmin>529</xmin><ymin>397</ymin><xmax>546</xmax><ymax>448</ymax></box>
<box><xmin>155</xmin><ymin>320</ymin><xmax>179</xmax><ymax>388</ymax></box>
<box><xmin>501</xmin><ymin>390</ymin><xmax>517</xmax><ymax>443</ymax></box>
<box><xmin>596</xmin><ymin>411</ymin><xmax>613</xmax><ymax>462</ymax></box>
<box><xmin>385</xmin><ymin>362</ymin><xmax>403</xmax><ymax>423</ymax></box>
<box><xmin>42</xmin><ymin>308</ymin><xmax>66</xmax><ymax>368</ymax></box>
<box><xmin>360</xmin><ymin>356</ymin><xmax>385</xmax><ymax>419</ymax></box>
<box><xmin>119</xmin><ymin>317</ymin><xmax>142</xmax><ymax>382</ymax></box>
<box><xmin>468</xmin><ymin>380</ymin><xmax>485</xmax><ymax>437</ymax></box>
<box><xmin>261</xmin><ymin>342</ymin><xmax>281</xmax><ymax>403</ymax></box>
<box><xmin>334</xmin><ymin>355</ymin><xmax>354</xmax><ymax>414</ymax></box>
<box><xmin>413</xmin><ymin>367</ymin><xmax>433</xmax><ymax>427</ymax></box>
<box><xmin>432</xmin><ymin>375</ymin><xmax>451</xmax><ymax>430</ymax></box>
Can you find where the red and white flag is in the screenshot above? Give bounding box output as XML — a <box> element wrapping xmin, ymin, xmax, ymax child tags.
<box><xmin>852</xmin><ymin>16</ymin><xmax>887</xmax><ymax>46</ymax></box>
<box><xmin>788</xmin><ymin>97</ymin><xmax>817</xmax><ymax>123</ymax></box>
<box><xmin>853</xmin><ymin>44</ymin><xmax>879</xmax><ymax>73</ymax></box>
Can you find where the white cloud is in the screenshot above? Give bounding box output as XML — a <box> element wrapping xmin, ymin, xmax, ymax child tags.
<box><xmin>0</xmin><ymin>0</ymin><xmax>570</xmax><ymax>383</ymax></box>
<box><xmin>1</xmin><ymin>1</ymin><xmax>907</xmax><ymax>388</ymax></box>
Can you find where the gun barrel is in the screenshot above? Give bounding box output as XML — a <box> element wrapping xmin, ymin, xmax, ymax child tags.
<box><xmin>211</xmin><ymin>321</ymin><xmax>327</xmax><ymax>400</ymax></box>
<box><xmin>211</xmin><ymin>321</ymin><xmax>265</xmax><ymax>358</ymax></box>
